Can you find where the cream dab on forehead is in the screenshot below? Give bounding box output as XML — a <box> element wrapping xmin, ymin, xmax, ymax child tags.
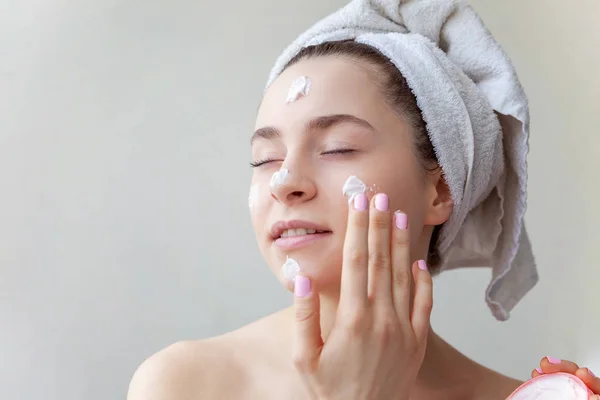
<box><xmin>286</xmin><ymin>76</ymin><xmax>312</xmax><ymax>103</ymax></box>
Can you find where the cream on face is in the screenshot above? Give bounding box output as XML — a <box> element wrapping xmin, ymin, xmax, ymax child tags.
<box><xmin>248</xmin><ymin>184</ymin><xmax>259</xmax><ymax>210</ymax></box>
<box><xmin>286</xmin><ymin>76</ymin><xmax>311</xmax><ymax>103</ymax></box>
<box><xmin>282</xmin><ymin>256</ymin><xmax>300</xmax><ymax>282</ymax></box>
<box><xmin>342</xmin><ymin>175</ymin><xmax>367</xmax><ymax>203</ymax></box>
<box><xmin>270</xmin><ymin>168</ymin><xmax>289</xmax><ymax>189</ymax></box>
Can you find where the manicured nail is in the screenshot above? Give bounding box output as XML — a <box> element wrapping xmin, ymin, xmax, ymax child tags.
<box><xmin>546</xmin><ymin>356</ymin><xmax>561</xmax><ymax>365</ymax></box>
<box><xmin>535</xmin><ymin>367</ymin><xmax>543</xmax><ymax>374</ymax></box>
<box><xmin>295</xmin><ymin>275</ymin><xmax>311</xmax><ymax>298</ymax></box>
<box><xmin>395</xmin><ymin>211</ymin><xmax>408</xmax><ymax>230</ymax></box>
<box><xmin>588</xmin><ymin>368</ymin><xmax>596</xmax><ymax>378</ymax></box>
<box><xmin>375</xmin><ymin>193</ymin><xmax>389</xmax><ymax>211</ymax></box>
<box><xmin>418</xmin><ymin>260</ymin><xmax>427</xmax><ymax>271</ymax></box>
<box><xmin>354</xmin><ymin>193</ymin><xmax>368</xmax><ymax>211</ymax></box>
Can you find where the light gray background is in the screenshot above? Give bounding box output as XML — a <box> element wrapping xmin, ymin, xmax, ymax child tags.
<box><xmin>1</xmin><ymin>1</ymin><xmax>599</xmax><ymax>399</ymax></box>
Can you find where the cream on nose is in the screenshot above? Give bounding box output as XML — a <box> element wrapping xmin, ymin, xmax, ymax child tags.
<box><xmin>270</xmin><ymin>168</ymin><xmax>289</xmax><ymax>190</ymax></box>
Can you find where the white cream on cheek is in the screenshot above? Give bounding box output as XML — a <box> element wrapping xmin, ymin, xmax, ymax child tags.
<box><xmin>248</xmin><ymin>184</ymin><xmax>259</xmax><ymax>210</ymax></box>
<box><xmin>282</xmin><ymin>256</ymin><xmax>300</xmax><ymax>282</ymax></box>
<box><xmin>342</xmin><ymin>175</ymin><xmax>367</xmax><ymax>203</ymax></box>
<box><xmin>368</xmin><ymin>183</ymin><xmax>381</xmax><ymax>194</ymax></box>
<box><xmin>286</xmin><ymin>76</ymin><xmax>311</xmax><ymax>103</ymax></box>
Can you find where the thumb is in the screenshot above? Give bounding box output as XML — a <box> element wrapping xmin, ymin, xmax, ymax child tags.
<box><xmin>292</xmin><ymin>275</ymin><xmax>323</xmax><ymax>373</ymax></box>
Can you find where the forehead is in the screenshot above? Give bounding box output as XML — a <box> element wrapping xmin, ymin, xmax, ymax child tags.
<box><xmin>255</xmin><ymin>57</ymin><xmax>389</xmax><ymax>130</ymax></box>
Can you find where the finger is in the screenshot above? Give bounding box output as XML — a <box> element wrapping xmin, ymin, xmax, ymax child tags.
<box><xmin>339</xmin><ymin>193</ymin><xmax>370</xmax><ymax>311</ymax></box>
<box><xmin>531</xmin><ymin>367</ymin><xmax>543</xmax><ymax>378</ymax></box>
<box><xmin>576</xmin><ymin>367</ymin><xmax>600</xmax><ymax>394</ymax></box>
<box><xmin>292</xmin><ymin>276</ymin><xmax>323</xmax><ymax>374</ymax></box>
<box><xmin>540</xmin><ymin>356</ymin><xmax>579</xmax><ymax>374</ymax></box>
<box><xmin>410</xmin><ymin>259</ymin><xmax>433</xmax><ymax>342</ymax></box>
<box><xmin>390</xmin><ymin>210</ymin><xmax>411</xmax><ymax>320</ymax></box>
<box><xmin>368</xmin><ymin>193</ymin><xmax>393</xmax><ymax>304</ymax></box>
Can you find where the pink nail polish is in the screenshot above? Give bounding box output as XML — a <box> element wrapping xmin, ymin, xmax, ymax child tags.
<box><xmin>418</xmin><ymin>260</ymin><xmax>427</xmax><ymax>271</ymax></box>
<box><xmin>535</xmin><ymin>367</ymin><xmax>543</xmax><ymax>374</ymax></box>
<box><xmin>546</xmin><ymin>356</ymin><xmax>561</xmax><ymax>365</ymax></box>
<box><xmin>395</xmin><ymin>211</ymin><xmax>408</xmax><ymax>230</ymax></box>
<box><xmin>295</xmin><ymin>276</ymin><xmax>311</xmax><ymax>298</ymax></box>
<box><xmin>354</xmin><ymin>194</ymin><xmax>368</xmax><ymax>211</ymax></box>
<box><xmin>375</xmin><ymin>193</ymin><xmax>389</xmax><ymax>211</ymax></box>
<box><xmin>588</xmin><ymin>368</ymin><xmax>596</xmax><ymax>378</ymax></box>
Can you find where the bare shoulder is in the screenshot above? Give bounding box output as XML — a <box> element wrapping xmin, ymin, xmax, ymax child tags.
<box><xmin>127</xmin><ymin>310</ymin><xmax>290</xmax><ymax>400</ymax></box>
<box><xmin>127</xmin><ymin>337</ymin><xmax>244</xmax><ymax>400</ymax></box>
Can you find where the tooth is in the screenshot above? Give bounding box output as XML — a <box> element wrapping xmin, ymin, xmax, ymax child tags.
<box><xmin>281</xmin><ymin>230</ymin><xmax>289</xmax><ymax>238</ymax></box>
<box><xmin>296</xmin><ymin>228</ymin><xmax>308</xmax><ymax>236</ymax></box>
<box><xmin>307</xmin><ymin>229</ymin><xmax>316</xmax><ymax>234</ymax></box>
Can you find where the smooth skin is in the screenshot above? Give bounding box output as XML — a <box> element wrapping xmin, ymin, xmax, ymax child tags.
<box><xmin>127</xmin><ymin>55</ymin><xmax>591</xmax><ymax>400</ymax></box>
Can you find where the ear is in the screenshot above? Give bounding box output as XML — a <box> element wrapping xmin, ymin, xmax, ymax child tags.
<box><xmin>423</xmin><ymin>169</ymin><xmax>453</xmax><ymax>226</ymax></box>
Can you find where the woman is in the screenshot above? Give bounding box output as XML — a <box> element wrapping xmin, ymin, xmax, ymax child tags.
<box><xmin>128</xmin><ymin>1</ymin><xmax>599</xmax><ymax>399</ymax></box>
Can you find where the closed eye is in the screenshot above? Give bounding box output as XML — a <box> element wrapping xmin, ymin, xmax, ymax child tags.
<box><xmin>249</xmin><ymin>149</ymin><xmax>356</xmax><ymax>168</ymax></box>
<box><xmin>322</xmin><ymin>149</ymin><xmax>356</xmax><ymax>155</ymax></box>
<box><xmin>249</xmin><ymin>157</ymin><xmax>278</xmax><ymax>168</ymax></box>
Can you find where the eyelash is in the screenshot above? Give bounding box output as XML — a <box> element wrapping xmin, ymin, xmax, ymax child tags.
<box><xmin>249</xmin><ymin>149</ymin><xmax>356</xmax><ymax>168</ymax></box>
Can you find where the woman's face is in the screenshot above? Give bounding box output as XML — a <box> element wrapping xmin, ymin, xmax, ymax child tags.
<box><xmin>250</xmin><ymin>56</ymin><xmax>449</xmax><ymax>294</ymax></box>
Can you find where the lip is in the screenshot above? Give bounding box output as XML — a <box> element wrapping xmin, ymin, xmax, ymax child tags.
<box><xmin>274</xmin><ymin>232</ymin><xmax>333</xmax><ymax>250</ymax></box>
<box><xmin>270</xmin><ymin>219</ymin><xmax>332</xmax><ymax>240</ymax></box>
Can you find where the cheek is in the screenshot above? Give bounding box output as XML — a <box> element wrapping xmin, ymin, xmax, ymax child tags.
<box><xmin>248</xmin><ymin>181</ymin><xmax>273</xmax><ymax>239</ymax></box>
<box><xmin>249</xmin><ymin>184</ymin><xmax>266</xmax><ymax>221</ymax></box>
<box><xmin>248</xmin><ymin>184</ymin><xmax>259</xmax><ymax>210</ymax></box>
<box><xmin>387</xmin><ymin>178</ymin><xmax>422</xmax><ymax>209</ymax></box>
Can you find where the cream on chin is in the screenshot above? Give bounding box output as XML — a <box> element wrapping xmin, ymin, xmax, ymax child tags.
<box><xmin>281</xmin><ymin>256</ymin><xmax>301</xmax><ymax>282</ymax></box>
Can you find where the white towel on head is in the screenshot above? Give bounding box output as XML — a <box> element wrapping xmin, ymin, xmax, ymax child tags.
<box><xmin>265</xmin><ymin>0</ymin><xmax>538</xmax><ymax>321</ymax></box>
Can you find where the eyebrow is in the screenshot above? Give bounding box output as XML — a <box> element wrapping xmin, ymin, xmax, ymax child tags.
<box><xmin>251</xmin><ymin>114</ymin><xmax>375</xmax><ymax>145</ymax></box>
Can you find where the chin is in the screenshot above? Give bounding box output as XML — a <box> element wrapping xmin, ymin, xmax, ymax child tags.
<box><xmin>275</xmin><ymin>253</ymin><xmax>343</xmax><ymax>294</ymax></box>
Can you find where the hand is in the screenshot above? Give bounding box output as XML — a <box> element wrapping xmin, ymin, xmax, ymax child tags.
<box><xmin>292</xmin><ymin>193</ymin><xmax>433</xmax><ymax>400</ymax></box>
<box><xmin>532</xmin><ymin>357</ymin><xmax>600</xmax><ymax>399</ymax></box>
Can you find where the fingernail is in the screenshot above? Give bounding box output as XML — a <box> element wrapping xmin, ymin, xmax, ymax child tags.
<box><xmin>546</xmin><ymin>356</ymin><xmax>561</xmax><ymax>365</ymax></box>
<box><xmin>418</xmin><ymin>260</ymin><xmax>427</xmax><ymax>271</ymax></box>
<box><xmin>395</xmin><ymin>211</ymin><xmax>408</xmax><ymax>230</ymax></box>
<box><xmin>535</xmin><ymin>367</ymin><xmax>543</xmax><ymax>374</ymax></box>
<box><xmin>353</xmin><ymin>193</ymin><xmax>368</xmax><ymax>211</ymax></box>
<box><xmin>375</xmin><ymin>193</ymin><xmax>389</xmax><ymax>211</ymax></box>
<box><xmin>588</xmin><ymin>368</ymin><xmax>596</xmax><ymax>378</ymax></box>
<box><xmin>295</xmin><ymin>275</ymin><xmax>311</xmax><ymax>298</ymax></box>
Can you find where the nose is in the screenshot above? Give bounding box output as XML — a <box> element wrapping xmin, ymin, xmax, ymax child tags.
<box><xmin>270</xmin><ymin>167</ymin><xmax>317</xmax><ymax>206</ymax></box>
